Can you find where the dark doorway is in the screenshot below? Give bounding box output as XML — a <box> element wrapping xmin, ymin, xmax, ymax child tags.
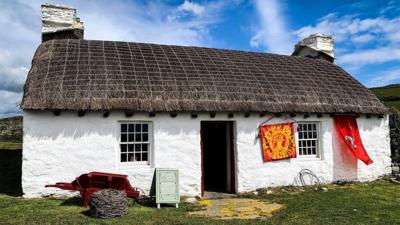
<box><xmin>0</xmin><ymin>149</ymin><xmax>22</xmax><ymax>196</ymax></box>
<box><xmin>201</xmin><ymin>121</ymin><xmax>235</xmax><ymax>195</ymax></box>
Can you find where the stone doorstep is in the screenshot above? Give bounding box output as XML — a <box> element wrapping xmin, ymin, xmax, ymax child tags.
<box><xmin>202</xmin><ymin>191</ymin><xmax>236</xmax><ymax>199</ymax></box>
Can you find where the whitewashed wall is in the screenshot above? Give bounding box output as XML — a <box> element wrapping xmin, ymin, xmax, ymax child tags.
<box><xmin>22</xmin><ymin>111</ymin><xmax>391</xmax><ymax>197</ymax></box>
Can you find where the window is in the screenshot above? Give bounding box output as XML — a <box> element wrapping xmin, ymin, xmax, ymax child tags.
<box><xmin>120</xmin><ymin>122</ymin><xmax>151</xmax><ymax>163</ymax></box>
<box><xmin>298</xmin><ymin>122</ymin><xmax>320</xmax><ymax>157</ymax></box>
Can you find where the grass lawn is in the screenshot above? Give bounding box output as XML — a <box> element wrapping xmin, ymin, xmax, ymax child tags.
<box><xmin>0</xmin><ymin>141</ymin><xmax>22</xmax><ymax>150</ymax></box>
<box><xmin>0</xmin><ymin>181</ymin><xmax>399</xmax><ymax>225</ymax></box>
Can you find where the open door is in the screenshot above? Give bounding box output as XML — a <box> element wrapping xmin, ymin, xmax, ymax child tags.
<box><xmin>201</xmin><ymin>121</ymin><xmax>235</xmax><ymax>196</ymax></box>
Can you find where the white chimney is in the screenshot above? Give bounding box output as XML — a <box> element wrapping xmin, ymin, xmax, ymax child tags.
<box><xmin>292</xmin><ymin>34</ymin><xmax>334</xmax><ymax>62</ymax></box>
<box><xmin>41</xmin><ymin>3</ymin><xmax>84</xmax><ymax>42</ymax></box>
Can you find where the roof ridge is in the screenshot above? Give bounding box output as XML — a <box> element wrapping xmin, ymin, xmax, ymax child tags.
<box><xmin>41</xmin><ymin>38</ymin><xmax>336</xmax><ymax>65</ymax></box>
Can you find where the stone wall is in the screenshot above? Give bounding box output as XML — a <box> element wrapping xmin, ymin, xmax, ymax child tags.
<box><xmin>0</xmin><ymin>116</ymin><xmax>22</xmax><ymax>142</ymax></box>
<box><xmin>390</xmin><ymin>111</ymin><xmax>400</xmax><ymax>164</ymax></box>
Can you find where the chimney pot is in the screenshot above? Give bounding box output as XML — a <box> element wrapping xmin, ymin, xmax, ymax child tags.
<box><xmin>41</xmin><ymin>3</ymin><xmax>84</xmax><ymax>42</ymax></box>
<box><xmin>292</xmin><ymin>33</ymin><xmax>334</xmax><ymax>62</ymax></box>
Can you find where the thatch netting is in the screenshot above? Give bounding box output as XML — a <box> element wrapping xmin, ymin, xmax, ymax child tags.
<box><xmin>89</xmin><ymin>189</ymin><xmax>128</xmax><ymax>219</ymax></box>
<box><xmin>21</xmin><ymin>39</ymin><xmax>387</xmax><ymax>114</ymax></box>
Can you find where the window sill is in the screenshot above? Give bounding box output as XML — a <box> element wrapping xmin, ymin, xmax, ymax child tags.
<box><xmin>118</xmin><ymin>162</ymin><xmax>152</xmax><ymax>169</ymax></box>
<box><xmin>295</xmin><ymin>156</ymin><xmax>322</xmax><ymax>161</ymax></box>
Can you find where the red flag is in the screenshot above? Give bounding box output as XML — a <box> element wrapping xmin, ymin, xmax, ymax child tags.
<box><xmin>334</xmin><ymin>115</ymin><xmax>373</xmax><ymax>165</ymax></box>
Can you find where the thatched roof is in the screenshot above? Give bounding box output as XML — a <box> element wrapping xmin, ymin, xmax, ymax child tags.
<box><xmin>21</xmin><ymin>39</ymin><xmax>387</xmax><ymax>114</ymax></box>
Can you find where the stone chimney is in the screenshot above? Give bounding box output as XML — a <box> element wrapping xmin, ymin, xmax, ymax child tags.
<box><xmin>292</xmin><ymin>34</ymin><xmax>334</xmax><ymax>63</ymax></box>
<box><xmin>41</xmin><ymin>3</ymin><xmax>84</xmax><ymax>42</ymax></box>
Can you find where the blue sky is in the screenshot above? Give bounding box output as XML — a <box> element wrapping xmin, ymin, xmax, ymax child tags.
<box><xmin>0</xmin><ymin>0</ymin><xmax>399</xmax><ymax>118</ymax></box>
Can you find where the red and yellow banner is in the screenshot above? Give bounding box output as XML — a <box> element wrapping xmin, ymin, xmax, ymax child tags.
<box><xmin>260</xmin><ymin>122</ymin><xmax>296</xmax><ymax>161</ymax></box>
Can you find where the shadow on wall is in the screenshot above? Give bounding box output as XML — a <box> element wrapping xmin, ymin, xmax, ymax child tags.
<box><xmin>332</xmin><ymin>129</ymin><xmax>358</xmax><ymax>181</ymax></box>
<box><xmin>0</xmin><ymin>149</ymin><xmax>23</xmax><ymax>196</ymax></box>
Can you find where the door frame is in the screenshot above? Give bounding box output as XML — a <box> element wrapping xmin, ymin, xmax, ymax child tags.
<box><xmin>200</xmin><ymin>121</ymin><xmax>236</xmax><ymax>196</ymax></box>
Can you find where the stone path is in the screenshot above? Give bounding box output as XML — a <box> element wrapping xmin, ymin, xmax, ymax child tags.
<box><xmin>189</xmin><ymin>198</ymin><xmax>282</xmax><ymax>220</ymax></box>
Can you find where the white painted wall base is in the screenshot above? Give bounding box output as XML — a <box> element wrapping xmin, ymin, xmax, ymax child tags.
<box><xmin>22</xmin><ymin>111</ymin><xmax>391</xmax><ymax>197</ymax></box>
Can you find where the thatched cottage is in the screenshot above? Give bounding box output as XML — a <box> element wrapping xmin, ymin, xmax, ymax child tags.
<box><xmin>21</xmin><ymin>4</ymin><xmax>391</xmax><ymax>197</ymax></box>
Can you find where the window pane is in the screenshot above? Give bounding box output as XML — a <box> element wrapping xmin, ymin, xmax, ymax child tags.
<box><xmin>142</xmin><ymin>144</ymin><xmax>148</xmax><ymax>152</ymax></box>
<box><xmin>142</xmin><ymin>152</ymin><xmax>148</xmax><ymax>161</ymax></box>
<box><xmin>128</xmin><ymin>153</ymin><xmax>134</xmax><ymax>162</ymax></box>
<box><xmin>128</xmin><ymin>124</ymin><xmax>135</xmax><ymax>132</ymax></box>
<box><xmin>121</xmin><ymin>124</ymin><xmax>127</xmax><ymax>132</ymax></box>
<box><xmin>136</xmin><ymin>133</ymin><xmax>142</xmax><ymax>142</ymax></box>
<box><xmin>120</xmin><ymin>144</ymin><xmax>127</xmax><ymax>153</ymax></box>
<box><xmin>121</xmin><ymin>134</ymin><xmax>127</xmax><ymax>142</ymax></box>
<box><xmin>298</xmin><ymin>123</ymin><xmax>319</xmax><ymax>156</ymax></box>
<box><xmin>143</xmin><ymin>133</ymin><xmax>148</xmax><ymax>142</ymax></box>
<box><xmin>135</xmin><ymin>153</ymin><xmax>141</xmax><ymax>161</ymax></box>
<box><xmin>143</xmin><ymin>124</ymin><xmax>148</xmax><ymax>132</ymax></box>
<box><xmin>135</xmin><ymin>124</ymin><xmax>141</xmax><ymax>132</ymax></box>
<box><xmin>121</xmin><ymin>153</ymin><xmax>127</xmax><ymax>162</ymax></box>
<box><xmin>120</xmin><ymin>122</ymin><xmax>151</xmax><ymax>162</ymax></box>
<box><xmin>128</xmin><ymin>144</ymin><xmax>134</xmax><ymax>152</ymax></box>
<box><xmin>135</xmin><ymin>144</ymin><xmax>141</xmax><ymax>152</ymax></box>
<box><xmin>128</xmin><ymin>133</ymin><xmax>135</xmax><ymax>142</ymax></box>
<box><xmin>311</xmin><ymin>140</ymin><xmax>316</xmax><ymax>147</ymax></box>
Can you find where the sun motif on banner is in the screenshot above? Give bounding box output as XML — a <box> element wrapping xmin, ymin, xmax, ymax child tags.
<box><xmin>259</xmin><ymin>123</ymin><xmax>296</xmax><ymax>161</ymax></box>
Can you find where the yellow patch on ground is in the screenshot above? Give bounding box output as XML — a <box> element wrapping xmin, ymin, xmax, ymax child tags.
<box><xmin>189</xmin><ymin>198</ymin><xmax>282</xmax><ymax>220</ymax></box>
<box><xmin>198</xmin><ymin>199</ymin><xmax>212</xmax><ymax>207</ymax></box>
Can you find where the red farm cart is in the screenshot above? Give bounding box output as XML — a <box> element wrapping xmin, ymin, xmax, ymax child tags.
<box><xmin>45</xmin><ymin>172</ymin><xmax>141</xmax><ymax>207</ymax></box>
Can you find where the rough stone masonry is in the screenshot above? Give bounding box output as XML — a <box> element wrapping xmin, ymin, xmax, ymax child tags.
<box><xmin>41</xmin><ymin>3</ymin><xmax>84</xmax><ymax>41</ymax></box>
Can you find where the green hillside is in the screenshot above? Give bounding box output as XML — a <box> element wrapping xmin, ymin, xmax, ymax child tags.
<box><xmin>370</xmin><ymin>84</ymin><xmax>400</xmax><ymax>111</ymax></box>
<box><xmin>0</xmin><ymin>116</ymin><xmax>22</xmax><ymax>150</ymax></box>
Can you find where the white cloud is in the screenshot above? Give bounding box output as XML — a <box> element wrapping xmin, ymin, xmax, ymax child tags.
<box><xmin>294</xmin><ymin>11</ymin><xmax>400</xmax><ymax>66</ymax></box>
<box><xmin>250</xmin><ymin>0</ymin><xmax>293</xmax><ymax>54</ymax></box>
<box><xmin>0</xmin><ymin>48</ymin><xmax>29</xmax><ymax>93</ymax></box>
<box><xmin>337</xmin><ymin>47</ymin><xmax>400</xmax><ymax>66</ymax></box>
<box><xmin>379</xmin><ymin>0</ymin><xmax>400</xmax><ymax>15</ymax></box>
<box><xmin>0</xmin><ymin>90</ymin><xmax>22</xmax><ymax>118</ymax></box>
<box><xmin>0</xmin><ymin>1</ymin><xmax>41</xmax><ymax>117</ymax></box>
<box><xmin>178</xmin><ymin>1</ymin><xmax>205</xmax><ymax>16</ymax></box>
<box><xmin>294</xmin><ymin>15</ymin><xmax>398</xmax><ymax>43</ymax></box>
<box><xmin>74</xmin><ymin>0</ymin><xmax>230</xmax><ymax>46</ymax></box>
<box><xmin>367</xmin><ymin>68</ymin><xmax>400</xmax><ymax>88</ymax></box>
<box><xmin>351</xmin><ymin>33</ymin><xmax>374</xmax><ymax>44</ymax></box>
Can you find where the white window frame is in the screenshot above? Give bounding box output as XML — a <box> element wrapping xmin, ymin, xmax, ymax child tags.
<box><xmin>119</xmin><ymin>121</ymin><xmax>152</xmax><ymax>165</ymax></box>
<box><xmin>297</xmin><ymin>122</ymin><xmax>321</xmax><ymax>159</ymax></box>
